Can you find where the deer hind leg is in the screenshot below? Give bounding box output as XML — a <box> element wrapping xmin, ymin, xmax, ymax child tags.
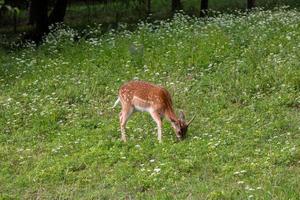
<box><xmin>119</xmin><ymin>105</ymin><xmax>134</xmax><ymax>142</ymax></box>
<box><xmin>150</xmin><ymin>111</ymin><xmax>163</xmax><ymax>143</ymax></box>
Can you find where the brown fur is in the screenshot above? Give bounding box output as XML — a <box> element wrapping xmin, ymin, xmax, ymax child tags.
<box><xmin>116</xmin><ymin>80</ymin><xmax>193</xmax><ymax>142</ymax></box>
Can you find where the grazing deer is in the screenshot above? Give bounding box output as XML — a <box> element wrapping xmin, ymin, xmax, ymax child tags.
<box><xmin>113</xmin><ymin>80</ymin><xmax>195</xmax><ymax>143</ymax></box>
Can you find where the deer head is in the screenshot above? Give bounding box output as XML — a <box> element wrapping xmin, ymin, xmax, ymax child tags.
<box><xmin>172</xmin><ymin>111</ymin><xmax>196</xmax><ymax>140</ymax></box>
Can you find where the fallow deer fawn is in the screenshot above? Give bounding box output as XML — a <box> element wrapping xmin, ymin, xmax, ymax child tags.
<box><xmin>113</xmin><ymin>80</ymin><xmax>195</xmax><ymax>143</ymax></box>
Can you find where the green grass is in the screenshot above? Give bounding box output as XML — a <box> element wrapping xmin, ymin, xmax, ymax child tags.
<box><xmin>1</xmin><ymin>8</ymin><xmax>300</xmax><ymax>199</ymax></box>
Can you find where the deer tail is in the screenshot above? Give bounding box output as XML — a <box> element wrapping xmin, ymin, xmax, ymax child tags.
<box><xmin>112</xmin><ymin>97</ymin><xmax>120</xmax><ymax>109</ymax></box>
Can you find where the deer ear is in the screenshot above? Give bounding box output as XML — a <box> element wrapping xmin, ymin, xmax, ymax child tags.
<box><xmin>179</xmin><ymin>111</ymin><xmax>186</xmax><ymax>121</ymax></box>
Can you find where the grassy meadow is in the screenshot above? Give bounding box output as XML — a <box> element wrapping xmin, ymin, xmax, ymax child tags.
<box><xmin>1</xmin><ymin>8</ymin><xmax>300</xmax><ymax>199</ymax></box>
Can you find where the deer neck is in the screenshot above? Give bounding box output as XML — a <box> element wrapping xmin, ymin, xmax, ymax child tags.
<box><xmin>165</xmin><ymin>107</ymin><xmax>179</xmax><ymax>124</ymax></box>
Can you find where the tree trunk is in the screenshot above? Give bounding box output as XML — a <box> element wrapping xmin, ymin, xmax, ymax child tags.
<box><xmin>31</xmin><ymin>0</ymin><xmax>49</xmax><ymax>40</ymax></box>
<box><xmin>13</xmin><ymin>10</ymin><xmax>17</xmax><ymax>33</ymax></box>
<box><xmin>48</xmin><ymin>0</ymin><xmax>68</xmax><ymax>25</ymax></box>
<box><xmin>146</xmin><ymin>0</ymin><xmax>151</xmax><ymax>15</ymax></box>
<box><xmin>26</xmin><ymin>0</ymin><xmax>68</xmax><ymax>42</ymax></box>
<box><xmin>172</xmin><ymin>0</ymin><xmax>181</xmax><ymax>13</ymax></box>
<box><xmin>28</xmin><ymin>1</ymin><xmax>35</xmax><ymax>25</ymax></box>
<box><xmin>247</xmin><ymin>0</ymin><xmax>256</xmax><ymax>9</ymax></box>
<box><xmin>200</xmin><ymin>0</ymin><xmax>208</xmax><ymax>17</ymax></box>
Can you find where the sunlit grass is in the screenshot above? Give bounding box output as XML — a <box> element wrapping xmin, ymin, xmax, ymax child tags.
<box><xmin>0</xmin><ymin>8</ymin><xmax>300</xmax><ymax>199</ymax></box>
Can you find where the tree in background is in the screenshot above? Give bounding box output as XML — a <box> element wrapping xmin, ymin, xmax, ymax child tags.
<box><xmin>146</xmin><ymin>0</ymin><xmax>151</xmax><ymax>15</ymax></box>
<box><xmin>172</xmin><ymin>0</ymin><xmax>181</xmax><ymax>13</ymax></box>
<box><xmin>49</xmin><ymin>0</ymin><xmax>68</xmax><ymax>24</ymax></box>
<box><xmin>0</xmin><ymin>0</ymin><xmax>20</xmax><ymax>32</ymax></box>
<box><xmin>200</xmin><ymin>0</ymin><xmax>208</xmax><ymax>17</ymax></box>
<box><xmin>29</xmin><ymin>0</ymin><xmax>48</xmax><ymax>38</ymax></box>
<box><xmin>28</xmin><ymin>0</ymin><xmax>68</xmax><ymax>41</ymax></box>
<box><xmin>247</xmin><ymin>0</ymin><xmax>256</xmax><ymax>9</ymax></box>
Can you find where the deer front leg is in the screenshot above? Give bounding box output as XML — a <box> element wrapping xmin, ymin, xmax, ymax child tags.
<box><xmin>150</xmin><ymin>111</ymin><xmax>163</xmax><ymax>143</ymax></box>
<box><xmin>119</xmin><ymin>106</ymin><xmax>134</xmax><ymax>142</ymax></box>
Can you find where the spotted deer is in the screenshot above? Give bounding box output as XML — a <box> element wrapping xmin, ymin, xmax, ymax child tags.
<box><xmin>113</xmin><ymin>80</ymin><xmax>195</xmax><ymax>143</ymax></box>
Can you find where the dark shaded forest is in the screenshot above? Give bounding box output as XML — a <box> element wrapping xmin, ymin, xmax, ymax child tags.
<box><xmin>0</xmin><ymin>0</ymin><xmax>299</xmax><ymax>42</ymax></box>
